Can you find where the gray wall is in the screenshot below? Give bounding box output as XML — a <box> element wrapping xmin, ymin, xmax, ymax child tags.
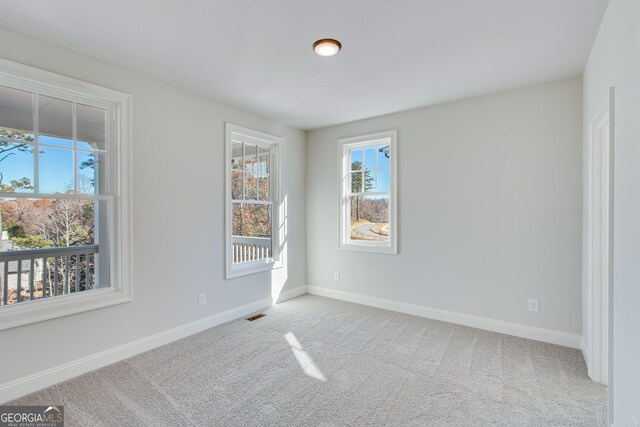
<box><xmin>583</xmin><ymin>0</ymin><xmax>640</xmax><ymax>422</ymax></box>
<box><xmin>0</xmin><ymin>27</ymin><xmax>307</xmax><ymax>385</ymax></box>
<box><xmin>306</xmin><ymin>77</ymin><xmax>583</xmax><ymax>334</ymax></box>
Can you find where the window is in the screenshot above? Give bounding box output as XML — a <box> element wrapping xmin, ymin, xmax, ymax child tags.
<box><xmin>338</xmin><ymin>130</ymin><xmax>397</xmax><ymax>253</ymax></box>
<box><xmin>0</xmin><ymin>58</ymin><xmax>132</xmax><ymax>330</ymax></box>
<box><xmin>226</xmin><ymin>123</ymin><xmax>281</xmax><ymax>278</ymax></box>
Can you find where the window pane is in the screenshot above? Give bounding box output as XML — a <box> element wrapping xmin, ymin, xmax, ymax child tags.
<box><xmin>0</xmin><ymin>197</ymin><xmax>99</xmax><ymax>305</ymax></box>
<box><xmin>39</xmin><ymin>147</ymin><xmax>73</xmax><ymax>194</ymax></box>
<box><xmin>350</xmin><ymin>149</ymin><xmax>363</xmax><ymax>170</ymax></box>
<box><xmin>231</xmin><ymin>203</ymin><xmax>272</xmax><ymax>264</ymax></box>
<box><xmin>0</xmin><ymin>197</ymin><xmax>95</xmax><ymax>249</ymax></box>
<box><xmin>231</xmin><ymin>141</ymin><xmax>243</xmax><ymax>170</ymax></box>
<box><xmin>0</xmin><ymin>86</ymin><xmax>34</xmax><ymax>140</ymax></box>
<box><xmin>78</xmin><ymin>151</ymin><xmax>99</xmax><ymax>195</ymax></box>
<box><xmin>231</xmin><ymin>171</ymin><xmax>243</xmax><ymax>199</ymax></box>
<box><xmin>365</xmin><ymin>170</ymin><xmax>377</xmax><ymax>193</ymax></box>
<box><xmin>258</xmin><ymin>146</ymin><xmax>270</xmax><ymax>175</ymax></box>
<box><xmin>245</xmin><ymin>171</ymin><xmax>257</xmax><ymax>200</ymax></box>
<box><xmin>351</xmin><ymin>171</ymin><xmax>362</xmax><ymax>193</ymax></box>
<box><xmin>77</xmin><ymin>104</ymin><xmax>107</xmax><ymax>151</ymax></box>
<box><xmin>377</xmin><ymin>169</ymin><xmax>390</xmax><ymax>192</ymax></box>
<box><xmin>360</xmin><ymin>171</ymin><xmax>376</xmax><ymax>191</ymax></box>
<box><xmin>364</xmin><ymin>147</ymin><xmax>377</xmax><ymax>170</ymax></box>
<box><xmin>232</xmin><ymin>203</ymin><xmax>272</xmax><ymax>237</ymax></box>
<box><xmin>244</xmin><ymin>143</ymin><xmax>257</xmax><ymax>173</ymax></box>
<box><xmin>378</xmin><ymin>145</ymin><xmax>390</xmax><ymax>169</ymax></box>
<box><xmin>257</xmin><ymin>146</ymin><xmax>270</xmax><ymax>201</ymax></box>
<box><xmin>39</xmin><ymin>95</ymin><xmax>72</xmax><ymax>147</ymax></box>
<box><xmin>0</xmin><ymin>143</ymin><xmax>34</xmax><ymax>193</ymax></box>
<box><xmin>244</xmin><ymin>144</ymin><xmax>257</xmax><ymax>199</ymax></box>
<box><xmin>258</xmin><ymin>174</ymin><xmax>270</xmax><ymax>201</ymax></box>
<box><xmin>349</xmin><ymin>195</ymin><xmax>389</xmax><ymax>242</ymax></box>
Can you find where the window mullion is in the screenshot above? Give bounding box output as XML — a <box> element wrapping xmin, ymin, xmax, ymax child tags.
<box><xmin>233</xmin><ymin>200</ymin><xmax>272</xmax><ymax>206</ymax></box>
<box><xmin>256</xmin><ymin>148</ymin><xmax>260</xmax><ymax>202</ymax></box>
<box><xmin>375</xmin><ymin>145</ymin><xmax>379</xmax><ymax>192</ymax></box>
<box><xmin>33</xmin><ymin>92</ymin><xmax>39</xmax><ymax>194</ymax></box>
<box><xmin>350</xmin><ymin>191</ymin><xmax>389</xmax><ymax>197</ymax></box>
<box><xmin>269</xmin><ymin>146</ymin><xmax>273</xmax><ymax>201</ymax></box>
<box><xmin>72</xmin><ymin>102</ymin><xmax>78</xmax><ymax>194</ymax></box>
<box><xmin>2</xmin><ymin>192</ymin><xmax>110</xmax><ymax>201</ymax></box>
<box><xmin>242</xmin><ymin>142</ymin><xmax>246</xmax><ymax>201</ymax></box>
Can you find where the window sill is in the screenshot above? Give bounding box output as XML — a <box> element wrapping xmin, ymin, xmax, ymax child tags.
<box><xmin>0</xmin><ymin>287</ymin><xmax>132</xmax><ymax>331</ymax></box>
<box><xmin>338</xmin><ymin>242</ymin><xmax>397</xmax><ymax>254</ymax></box>
<box><xmin>226</xmin><ymin>259</ymin><xmax>282</xmax><ymax>279</ymax></box>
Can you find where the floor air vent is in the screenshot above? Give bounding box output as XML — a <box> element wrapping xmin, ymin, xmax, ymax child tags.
<box><xmin>246</xmin><ymin>313</ymin><xmax>267</xmax><ymax>321</ymax></box>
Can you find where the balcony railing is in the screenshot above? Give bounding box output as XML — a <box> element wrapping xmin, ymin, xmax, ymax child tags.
<box><xmin>0</xmin><ymin>245</ymin><xmax>98</xmax><ymax>306</ymax></box>
<box><xmin>232</xmin><ymin>236</ymin><xmax>271</xmax><ymax>264</ymax></box>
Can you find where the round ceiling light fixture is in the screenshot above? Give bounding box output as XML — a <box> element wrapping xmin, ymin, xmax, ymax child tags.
<box><xmin>313</xmin><ymin>38</ymin><xmax>342</xmax><ymax>57</ymax></box>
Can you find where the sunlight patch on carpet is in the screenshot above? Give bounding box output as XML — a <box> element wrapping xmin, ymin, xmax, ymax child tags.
<box><xmin>284</xmin><ymin>332</ymin><xmax>326</xmax><ymax>382</ymax></box>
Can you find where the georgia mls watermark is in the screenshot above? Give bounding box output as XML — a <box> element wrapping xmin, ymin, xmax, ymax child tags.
<box><xmin>0</xmin><ymin>406</ymin><xmax>64</xmax><ymax>427</ymax></box>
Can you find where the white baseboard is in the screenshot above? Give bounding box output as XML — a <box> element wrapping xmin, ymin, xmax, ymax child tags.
<box><xmin>0</xmin><ymin>286</ymin><xmax>306</xmax><ymax>404</ymax></box>
<box><xmin>307</xmin><ymin>286</ymin><xmax>582</xmax><ymax>349</ymax></box>
<box><xmin>1</xmin><ymin>284</ymin><xmax>580</xmax><ymax>403</ymax></box>
<box><xmin>274</xmin><ymin>285</ymin><xmax>307</xmax><ymax>304</ymax></box>
<box><xmin>581</xmin><ymin>336</ymin><xmax>591</xmax><ymax>373</ymax></box>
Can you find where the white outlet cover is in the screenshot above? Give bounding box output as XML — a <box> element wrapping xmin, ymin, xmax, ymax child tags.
<box><xmin>334</xmin><ymin>272</ymin><xmax>340</xmax><ymax>281</ymax></box>
<box><xmin>198</xmin><ymin>293</ymin><xmax>206</xmax><ymax>306</ymax></box>
<box><xmin>528</xmin><ymin>299</ymin><xmax>539</xmax><ymax>312</ymax></box>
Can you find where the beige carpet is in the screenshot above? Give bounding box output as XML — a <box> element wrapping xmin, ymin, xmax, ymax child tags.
<box><xmin>12</xmin><ymin>295</ymin><xmax>606</xmax><ymax>426</ymax></box>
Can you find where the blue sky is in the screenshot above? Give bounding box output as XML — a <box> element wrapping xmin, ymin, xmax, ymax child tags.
<box><xmin>1</xmin><ymin>136</ymin><xmax>95</xmax><ymax>194</ymax></box>
<box><xmin>350</xmin><ymin>146</ymin><xmax>390</xmax><ymax>193</ymax></box>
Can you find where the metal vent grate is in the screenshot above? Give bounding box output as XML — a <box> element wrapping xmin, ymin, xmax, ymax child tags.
<box><xmin>246</xmin><ymin>313</ymin><xmax>267</xmax><ymax>321</ymax></box>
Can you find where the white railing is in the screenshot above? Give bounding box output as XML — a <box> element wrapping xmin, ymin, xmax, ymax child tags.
<box><xmin>232</xmin><ymin>236</ymin><xmax>271</xmax><ymax>264</ymax></box>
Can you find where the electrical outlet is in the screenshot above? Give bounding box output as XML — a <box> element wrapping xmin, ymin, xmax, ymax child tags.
<box><xmin>198</xmin><ymin>293</ymin><xmax>206</xmax><ymax>306</ymax></box>
<box><xmin>334</xmin><ymin>272</ymin><xmax>340</xmax><ymax>281</ymax></box>
<box><xmin>528</xmin><ymin>299</ymin><xmax>539</xmax><ymax>312</ymax></box>
<box><xmin>632</xmin><ymin>415</ymin><xmax>638</xmax><ymax>427</ymax></box>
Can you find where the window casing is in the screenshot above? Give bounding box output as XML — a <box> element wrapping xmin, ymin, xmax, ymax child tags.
<box><xmin>0</xmin><ymin>58</ymin><xmax>132</xmax><ymax>330</ymax></box>
<box><xmin>338</xmin><ymin>130</ymin><xmax>397</xmax><ymax>254</ymax></box>
<box><xmin>225</xmin><ymin>123</ymin><xmax>282</xmax><ymax>279</ymax></box>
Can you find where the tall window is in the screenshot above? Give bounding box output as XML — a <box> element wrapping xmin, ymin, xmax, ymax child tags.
<box><xmin>0</xmin><ymin>59</ymin><xmax>132</xmax><ymax>329</ymax></box>
<box><xmin>226</xmin><ymin>123</ymin><xmax>281</xmax><ymax>278</ymax></box>
<box><xmin>338</xmin><ymin>130</ymin><xmax>397</xmax><ymax>254</ymax></box>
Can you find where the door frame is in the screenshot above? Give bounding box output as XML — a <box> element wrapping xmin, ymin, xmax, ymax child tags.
<box><xmin>586</xmin><ymin>87</ymin><xmax>614</xmax><ymax>412</ymax></box>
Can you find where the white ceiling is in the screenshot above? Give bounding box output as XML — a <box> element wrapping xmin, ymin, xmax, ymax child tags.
<box><xmin>0</xmin><ymin>0</ymin><xmax>608</xmax><ymax>130</ymax></box>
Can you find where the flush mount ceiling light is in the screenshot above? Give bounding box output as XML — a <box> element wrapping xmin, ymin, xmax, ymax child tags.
<box><xmin>313</xmin><ymin>38</ymin><xmax>342</xmax><ymax>57</ymax></box>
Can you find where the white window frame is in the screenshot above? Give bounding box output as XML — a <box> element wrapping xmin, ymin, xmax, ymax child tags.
<box><xmin>338</xmin><ymin>130</ymin><xmax>397</xmax><ymax>254</ymax></box>
<box><xmin>0</xmin><ymin>58</ymin><xmax>133</xmax><ymax>330</ymax></box>
<box><xmin>225</xmin><ymin>123</ymin><xmax>282</xmax><ymax>279</ymax></box>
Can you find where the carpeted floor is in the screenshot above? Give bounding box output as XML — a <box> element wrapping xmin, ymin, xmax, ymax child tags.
<box><xmin>12</xmin><ymin>295</ymin><xmax>607</xmax><ymax>426</ymax></box>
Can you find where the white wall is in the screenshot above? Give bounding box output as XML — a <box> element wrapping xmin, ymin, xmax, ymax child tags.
<box><xmin>307</xmin><ymin>77</ymin><xmax>583</xmax><ymax>337</ymax></box>
<box><xmin>0</xmin><ymin>27</ymin><xmax>306</xmax><ymax>388</ymax></box>
<box><xmin>583</xmin><ymin>0</ymin><xmax>640</xmax><ymax>423</ymax></box>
